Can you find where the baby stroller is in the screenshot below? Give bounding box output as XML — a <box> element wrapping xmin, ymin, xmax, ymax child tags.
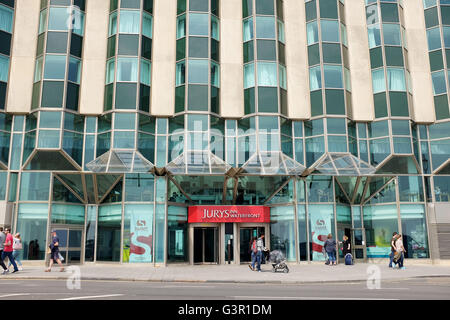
<box><xmin>269</xmin><ymin>250</ymin><xmax>289</xmax><ymax>273</ymax></box>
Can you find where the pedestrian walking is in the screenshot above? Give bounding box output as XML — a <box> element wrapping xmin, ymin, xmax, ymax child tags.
<box><xmin>394</xmin><ymin>234</ymin><xmax>406</xmax><ymax>270</ymax></box>
<box><xmin>323</xmin><ymin>234</ymin><xmax>337</xmax><ymax>266</ymax></box>
<box><xmin>0</xmin><ymin>227</ymin><xmax>8</xmax><ymax>273</ymax></box>
<box><xmin>255</xmin><ymin>234</ymin><xmax>266</xmax><ymax>272</ymax></box>
<box><xmin>45</xmin><ymin>230</ymin><xmax>64</xmax><ymax>272</ymax></box>
<box><xmin>249</xmin><ymin>237</ymin><xmax>257</xmax><ymax>271</ymax></box>
<box><xmin>8</xmin><ymin>233</ymin><xmax>23</xmax><ymax>271</ymax></box>
<box><xmin>1</xmin><ymin>228</ymin><xmax>19</xmax><ymax>274</ymax></box>
<box><xmin>389</xmin><ymin>232</ymin><xmax>399</xmax><ymax>268</ymax></box>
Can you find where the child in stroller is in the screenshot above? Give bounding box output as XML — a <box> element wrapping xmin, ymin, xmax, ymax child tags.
<box><xmin>269</xmin><ymin>250</ymin><xmax>289</xmax><ymax>273</ymax></box>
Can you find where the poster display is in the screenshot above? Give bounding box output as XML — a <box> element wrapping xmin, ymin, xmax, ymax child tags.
<box><xmin>129</xmin><ymin>210</ymin><xmax>153</xmax><ymax>263</ymax></box>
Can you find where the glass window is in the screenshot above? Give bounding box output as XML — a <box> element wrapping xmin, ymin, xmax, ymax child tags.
<box><xmin>51</xmin><ymin>204</ymin><xmax>85</xmax><ymax>225</ymax></box>
<box><xmin>387</xmin><ymin>68</ymin><xmax>406</xmax><ymax>91</ymax></box>
<box><xmin>176</xmin><ymin>61</ymin><xmax>185</xmax><ymax>86</ymax></box>
<box><xmin>177</xmin><ymin>14</ymin><xmax>186</xmax><ymax>39</ymax></box>
<box><xmin>46</xmin><ymin>31</ymin><xmax>68</xmax><ymax>53</ymax></box>
<box><xmin>243</xmin><ymin>17</ymin><xmax>253</xmax><ymax>42</ymax></box>
<box><xmin>39</xmin><ymin>9</ymin><xmax>48</xmax><ymax>34</ymax></box>
<box><xmin>97</xmin><ymin>205</ymin><xmax>122</xmax><ymax>262</ymax></box>
<box><xmin>426</xmin><ymin>27</ymin><xmax>441</xmax><ymax>51</ymax></box>
<box><xmin>0</xmin><ymin>5</ymin><xmax>13</xmax><ymax>33</ymax></box>
<box><xmin>20</xmin><ymin>172</ymin><xmax>50</xmax><ymax>201</ymax></box>
<box><xmin>44</xmin><ymin>55</ymin><xmax>66</xmax><ymax>80</ymax></box>
<box><xmin>125</xmin><ymin>174</ymin><xmax>154</xmax><ymax>202</ymax></box>
<box><xmin>307</xmin><ymin>21</ymin><xmax>318</xmax><ymax>45</ymax></box>
<box><xmin>117</xmin><ymin>58</ymin><xmax>138</xmax><ymax>82</ymax></box>
<box><xmin>383</xmin><ymin>23</ymin><xmax>401</xmax><ymax>46</ymax></box>
<box><xmin>188</xmin><ymin>59</ymin><xmax>208</xmax><ymax>84</ymax></box>
<box><xmin>0</xmin><ymin>55</ymin><xmax>9</xmax><ymax>82</ymax></box>
<box><xmin>270</xmin><ymin>206</ymin><xmax>295</xmax><ymax>261</ymax></box>
<box><xmin>279</xmin><ymin>65</ymin><xmax>287</xmax><ymax>90</ymax></box>
<box><xmin>109</xmin><ymin>12</ymin><xmax>117</xmax><ymax>36</ymax></box>
<box><xmin>140</xmin><ymin>59</ymin><xmax>151</xmax><ymax>86</ymax></box>
<box><xmin>309</xmin><ymin>66</ymin><xmax>322</xmax><ymax>90</ymax></box>
<box><xmin>68</xmin><ymin>57</ymin><xmax>81</xmax><ymax>84</ymax></box>
<box><xmin>106</xmin><ymin>59</ymin><xmax>115</xmax><ymax>84</ymax></box>
<box><xmin>400</xmin><ymin>204</ymin><xmax>429</xmax><ymax>258</ymax></box>
<box><xmin>255</xmin><ymin>16</ymin><xmax>276</xmax><ymax>39</ymax></box>
<box><xmin>323</xmin><ymin>65</ymin><xmax>343</xmax><ymax>88</ymax></box>
<box><xmin>257</xmin><ymin>62</ymin><xmax>277</xmax><ymax>87</ymax></box>
<box><xmin>119</xmin><ymin>10</ymin><xmax>140</xmax><ymax>34</ymax></box>
<box><xmin>368</xmin><ymin>24</ymin><xmax>381</xmax><ymax>48</ymax></box>
<box><xmin>48</xmin><ymin>7</ymin><xmax>70</xmax><ymax>31</ymax></box>
<box><xmin>211</xmin><ymin>61</ymin><xmax>219</xmax><ymax>87</ymax></box>
<box><xmin>142</xmin><ymin>12</ymin><xmax>152</xmax><ymax>38</ymax></box>
<box><xmin>189</xmin><ymin>13</ymin><xmax>208</xmax><ymax>36</ymax></box>
<box><xmin>434</xmin><ymin>176</ymin><xmax>450</xmax><ymax>202</ymax></box>
<box><xmin>16</xmin><ymin>203</ymin><xmax>48</xmax><ymax>260</ymax></box>
<box><xmin>372</xmin><ymin>69</ymin><xmax>385</xmax><ymax>93</ymax></box>
<box><xmin>244</xmin><ymin>63</ymin><xmax>255</xmax><ymax>89</ymax></box>
<box><xmin>72</xmin><ymin>9</ymin><xmax>85</xmax><ymax>36</ymax></box>
<box><xmin>432</xmin><ymin>71</ymin><xmax>446</xmax><ymax>95</ymax></box>
<box><xmin>364</xmin><ymin>204</ymin><xmax>398</xmax><ymax>258</ymax></box>
<box><xmin>321</xmin><ymin>20</ymin><xmax>339</xmax><ymax>42</ymax></box>
<box><xmin>211</xmin><ymin>15</ymin><xmax>219</xmax><ymax>41</ymax></box>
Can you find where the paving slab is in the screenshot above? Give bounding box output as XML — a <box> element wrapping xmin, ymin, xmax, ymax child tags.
<box><xmin>2</xmin><ymin>262</ymin><xmax>450</xmax><ymax>284</ymax></box>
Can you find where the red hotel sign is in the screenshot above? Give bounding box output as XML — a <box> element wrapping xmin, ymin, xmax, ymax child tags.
<box><xmin>188</xmin><ymin>206</ymin><xmax>270</xmax><ymax>223</ymax></box>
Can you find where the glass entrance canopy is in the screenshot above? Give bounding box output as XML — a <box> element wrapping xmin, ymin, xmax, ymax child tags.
<box><xmin>237</xmin><ymin>151</ymin><xmax>306</xmax><ymax>176</ymax></box>
<box><xmin>308</xmin><ymin>153</ymin><xmax>377</xmax><ymax>176</ymax></box>
<box><xmin>165</xmin><ymin>150</ymin><xmax>232</xmax><ymax>175</ymax></box>
<box><xmin>86</xmin><ymin>150</ymin><xmax>154</xmax><ymax>173</ymax></box>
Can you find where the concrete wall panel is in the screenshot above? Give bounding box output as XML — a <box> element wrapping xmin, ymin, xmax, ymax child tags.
<box><xmin>6</xmin><ymin>0</ymin><xmax>40</xmax><ymax>114</ymax></box>
<box><xmin>79</xmin><ymin>0</ymin><xmax>109</xmax><ymax>115</ymax></box>
<box><xmin>150</xmin><ymin>0</ymin><xmax>177</xmax><ymax>117</ymax></box>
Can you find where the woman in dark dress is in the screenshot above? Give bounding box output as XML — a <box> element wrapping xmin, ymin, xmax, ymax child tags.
<box><xmin>342</xmin><ymin>235</ymin><xmax>351</xmax><ymax>256</ymax></box>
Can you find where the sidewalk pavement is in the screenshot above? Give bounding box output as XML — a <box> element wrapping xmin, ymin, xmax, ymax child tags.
<box><xmin>2</xmin><ymin>262</ymin><xmax>450</xmax><ymax>284</ymax></box>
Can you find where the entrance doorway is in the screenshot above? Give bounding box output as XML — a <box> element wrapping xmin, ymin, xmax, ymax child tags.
<box><xmin>51</xmin><ymin>227</ymin><xmax>83</xmax><ymax>264</ymax></box>
<box><xmin>352</xmin><ymin>228</ymin><xmax>367</xmax><ymax>260</ymax></box>
<box><xmin>239</xmin><ymin>226</ymin><xmax>266</xmax><ymax>263</ymax></box>
<box><xmin>193</xmin><ymin>227</ymin><xmax>218</xmax><ymax>264</ymax></box>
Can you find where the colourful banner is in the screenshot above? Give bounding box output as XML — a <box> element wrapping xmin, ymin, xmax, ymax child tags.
<box><xmin>129</xmin><ymin>212</ymin><xmax>153</xmax><ymax>263</ymax></box>
<box><xmin>188</xmin><ymin>206</ymin><xmax>270</xmax><ymax>223</ymax></box>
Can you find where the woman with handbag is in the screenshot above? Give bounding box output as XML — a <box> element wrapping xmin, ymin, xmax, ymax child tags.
<box><xmin>8</xmin><ymin>233</ymin><xmax>23</xmax><ymax>271</ymax></box>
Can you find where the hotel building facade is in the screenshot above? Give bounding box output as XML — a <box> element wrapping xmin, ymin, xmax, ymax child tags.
<box><xmin>0</xmin><ymin>0</ymin><xmax>449</xmax><ymax>265</ymax></box>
